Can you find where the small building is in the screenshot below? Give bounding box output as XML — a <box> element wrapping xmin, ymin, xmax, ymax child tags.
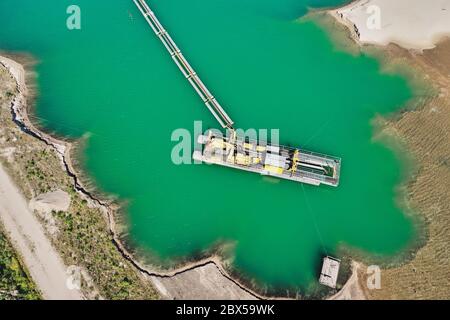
<box><xmin>319</xmin><ymin>256</ymin><xmax>341</xmax><ymax>289</ymax></box>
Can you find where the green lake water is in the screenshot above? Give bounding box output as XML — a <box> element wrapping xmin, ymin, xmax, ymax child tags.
<box><xmin>0</xmin><ymin>0</ymin><xmax>416</xmax><ymax>292</ymax></box>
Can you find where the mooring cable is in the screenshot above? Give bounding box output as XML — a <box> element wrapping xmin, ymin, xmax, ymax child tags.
<box><xmin>300</xmin><ymin>183</ymin><xmax>329</xmax><ymax>257</ymax></box>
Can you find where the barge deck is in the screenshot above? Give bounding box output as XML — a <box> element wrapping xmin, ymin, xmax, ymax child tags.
<box><xmin>193</xmin><ymin>131</ymin><xmax>341</xmax><ymax>187</ymax></box>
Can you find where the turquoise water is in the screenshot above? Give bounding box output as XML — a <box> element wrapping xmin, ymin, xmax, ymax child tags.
<box><xmin>0</xmin><ymin>0</ymin><xmax>415</xmax><ymax>292</ymax></box>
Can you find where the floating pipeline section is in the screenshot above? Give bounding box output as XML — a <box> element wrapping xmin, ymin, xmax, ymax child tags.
<box><xmin>134</xmin><ymin>0</ymin><xmax>235</xmax><ymax>129</ymax></box>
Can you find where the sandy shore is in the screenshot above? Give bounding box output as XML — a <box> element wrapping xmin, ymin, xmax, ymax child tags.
<box><xmin>333</xmin><ymin>0</ymin><xmax>450</xmax><ymax>50</ymax></box>
<box><xmin>0</xmin><ymin>57</ymin><xmax>83</xmax><ymax>300</ymax></box>
<box><xmin>329</xmin><ymin>262</ymin><xmax>365</xmax><ymax>300</ymax></box>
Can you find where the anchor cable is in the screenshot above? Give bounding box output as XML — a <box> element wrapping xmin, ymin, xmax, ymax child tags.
<box><xmin>300</xmin><ymin>183</ymin><xmax>329</xmax><ymax>257</ymax></box>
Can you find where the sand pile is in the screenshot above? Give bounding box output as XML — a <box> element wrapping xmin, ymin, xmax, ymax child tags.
<box><xmin>29</xmin><ymin>189</ymin><xmax>71</xmax><ymax>214</ymax></box>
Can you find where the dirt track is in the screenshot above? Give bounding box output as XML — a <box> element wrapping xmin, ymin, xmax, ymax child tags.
<box><xmin>0</xmin><ymin>164</ymin><xmax>83</xmax><ymax>300</ymax></box>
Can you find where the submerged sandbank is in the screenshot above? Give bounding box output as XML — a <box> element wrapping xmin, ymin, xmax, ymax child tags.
<box><xmin>323</xmin><ymin>1</ymin><xmax>450</xmax><ymax>299</ymax></box>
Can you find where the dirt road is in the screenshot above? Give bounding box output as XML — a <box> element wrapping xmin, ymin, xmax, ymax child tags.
<box><xmin>0</xmin><ymin>164</ymin><xmax>83</xmax><ymax>300</ymax></box>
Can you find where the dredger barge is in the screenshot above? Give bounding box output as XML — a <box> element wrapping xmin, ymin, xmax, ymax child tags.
<box><xmin>134</xmin><ymin>0</ymin><xmax>341</xmax><ymax>187</ymax></box>
<box><xmin>193</xmin><ymin>131</ymin><xmax>340</xmax><ymax>187</ymax></box>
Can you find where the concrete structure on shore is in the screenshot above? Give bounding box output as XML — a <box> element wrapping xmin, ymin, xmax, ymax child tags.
<box><xmin>319</xmin><ymin>256</ymin><xmax>341</xmax><ymax>289</ymax></box>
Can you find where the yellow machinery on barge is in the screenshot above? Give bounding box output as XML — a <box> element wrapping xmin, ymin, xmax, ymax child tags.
<box><xmin>193</xmin><ymin>131</ymin><xmax>341</xmax><ymax>187</ymax></box>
